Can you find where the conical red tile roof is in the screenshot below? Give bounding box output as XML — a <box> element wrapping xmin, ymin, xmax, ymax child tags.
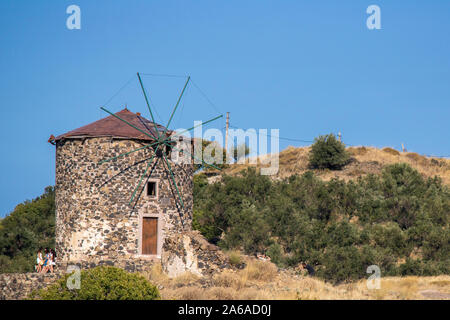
<box><xmin>55</xmin><ymin>108</ymin><xmax>169</xmax><ymax>142</ymax></box>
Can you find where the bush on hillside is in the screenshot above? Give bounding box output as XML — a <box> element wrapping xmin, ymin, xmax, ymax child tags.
<box><xmin>309</xmin><ymin>134</ymin><xmax>350</xmax><ymax>170</ymax></box>
<box><xmin>230</xmin><ymin>143</ymin><xmax>251</xmax><ymax>162</ymax></box>
<box><xmin>30</xmin><ymin>266</ymin><xmax>160</xmax><ymax>300</ymax></box>
<box><xmin>193</xmin><ymin>165</ymin><xmax>450</xmax><ymax>283</ymax></box>
<box><xmin>195</xmin><ymin>139</ymin><xmax>228</xmax><ymax>171</ymax></box>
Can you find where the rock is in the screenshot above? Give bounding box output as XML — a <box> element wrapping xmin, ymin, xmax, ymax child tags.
<box><xmin>161</xmin><ymin>231</ymin><xmax>232</xmax><ymax>278</ymax></box>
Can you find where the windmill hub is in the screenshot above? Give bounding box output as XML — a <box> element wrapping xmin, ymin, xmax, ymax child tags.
<box><xmin>155</xmin><ymin>146</ymin><xmax>164</xmax><ymax>158</ymax></box>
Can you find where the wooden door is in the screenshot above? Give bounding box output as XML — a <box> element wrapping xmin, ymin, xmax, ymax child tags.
<box><xmin>142</xmin><ymin>217</ymin><xmax>158</xmax><ymax>255</ymax></box>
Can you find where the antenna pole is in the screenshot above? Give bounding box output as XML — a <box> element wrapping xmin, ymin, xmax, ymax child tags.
<box><xmin>225</xmin><ymin>112</ymin><xmax>229</xmax><ymax>155</ymax></box>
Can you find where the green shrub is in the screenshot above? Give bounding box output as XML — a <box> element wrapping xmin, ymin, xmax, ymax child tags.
<box><xmin>317</xmin><ymin>246</ymin><xmax>364</xmax><ymax>283</ymax></box>
<box><xmin>399</xmin><ymin>258</ymin><xmax>425</xmax><ymax>276</ymax></box>
<box><xmin>266</xmin><ymin>242</ymin><xmax>287</xmax><ymax>267</ymax></box>
<box><xmin>367</xmin><ymin>223</ymin><xmax>411</xmax><ymax>256</ymax></box>
<box><xmin>31</xmin><ymin>266</ymin><xmax>160</xmax><ymax>300</ymax></box>
<box><xmin>194</xmin><ymin>139</ymin><xmax>228</xmax><ymax>171</ymax></box>
<box><xmin>230</xmin><ymin>143</ymin><xmax>251</xmax><ymax>161</ymax></box>
<box><xmin>193</xmin><ymin>164</ymin><xmax>449</xmax><ymax>283</ymax></box>
<box><xmin>309</xmin><ymin>134</ymin><xmax>350</xmax><ymax>170</ymax></box>
<box><xmin>227</xmin><ymin>250</ymin><xmax>243</xmax><ymax>266</ymax></box>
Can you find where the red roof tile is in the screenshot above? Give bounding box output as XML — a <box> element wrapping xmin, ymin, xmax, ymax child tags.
<box><xmin>55</xmin><ymin>109</ymin><xmax>169</xmax><ymax>142</ymax></box>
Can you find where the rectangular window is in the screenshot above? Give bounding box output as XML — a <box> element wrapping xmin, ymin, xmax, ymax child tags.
<box><xmin>147</xmin><ymin>181</ymin><xmax>157</xmax><ymax>198</ymax></box>
<box><xmin>165</xmin><ymin>144</ymin><xmax>172</xmax><ymax>158</ymax></box>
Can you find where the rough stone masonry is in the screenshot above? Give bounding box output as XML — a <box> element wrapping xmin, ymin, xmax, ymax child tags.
<box><xmin>53</xmin><ymin>109</ymin><xmax>194</xmax><ymax>265</ymax></box>
<box><xmin>50</xmin><ymin>108</ymin><xmax>230</xmax><ymax>276</ymax></box>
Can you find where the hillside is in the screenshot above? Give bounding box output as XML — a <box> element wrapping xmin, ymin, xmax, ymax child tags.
<box><xmin>215</xmin><ymin>146</ymin><xmax>450</xmax><ymax>185</ymax></box>
<box><xmin>1</xmin><ymin>144</ymin><xmax>448</xmax><ymax>299</ymax></box>
<box><xmin>144</xmin><ymin>258</ymin><xmax>450</xmax><ymax>300</ymax></box>
<box><xmin>194</xmin><ymin>153</ymin><xmax>449</xmax><ymax>284</ymax></box>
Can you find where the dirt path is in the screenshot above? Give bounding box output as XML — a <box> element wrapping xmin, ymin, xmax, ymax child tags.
<box><xmin>419</xmin><ymin>290</ymin><xmax>450</xmax><ymax>299</ymax></box>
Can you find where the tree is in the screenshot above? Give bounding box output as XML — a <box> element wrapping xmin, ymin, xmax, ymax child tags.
<box><xmin>0</xmin><ymin>186</ymin><xmax>55</xmax><ymax>273</ymax></box>
<box><xmin>309</xmin><ymin>134</ymin><xmax>350</xmax><ymax>170</ymax></box>
<box><xmin>194</xmin><ymin>139</ymin><xmax>227</xmax><ymax>171</ymax></box>
<box><xmin>229</xmin><ymin>143</ymin><xmax>250</xmax><ymax>162</ymax></box>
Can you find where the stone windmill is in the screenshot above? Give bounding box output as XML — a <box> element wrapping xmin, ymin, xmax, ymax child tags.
<box><xmin>48</xmin><ymin>73</ymin><xmax>222</xmax><ymax>270</ymax></box>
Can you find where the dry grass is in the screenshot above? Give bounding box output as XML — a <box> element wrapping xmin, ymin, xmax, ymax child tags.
<box><xmin>244</xmin><ymin>259</ymin><xmax>278</xmax><ymax>281</ymax></box>
<box><xmin>217</xmin><ymin>146</ymin><xmax>450</xmax><ymax>185</ymax></box>
<box><xmin>348</xmin><ymin>146</ymin><xmax>369</xmax><ymax>156</ymax></box>
<box><xmin>212</xmin><ymin>270</ymin><xmax>243</xmax><ymax>288</ymax></box>
<box><xmin>353</xmin><ymin>275</ymin><xmax>450</xmax><ymax>300</ymax></box>
<box><xmin>170</xmin><ymin>287</ymin><xmax>208</xmax><ymax>300</ymax></box>
<box><xmin>143</xmin><ymin>263</ymin><xmax>170</xmax><ymax>286</ymax></box>
<box><xmin>173</xmin><ymin>272</ymin><xmax>200</xmax><ymax>286</ymax></box>
<box><xmin>143</xmin><ymin>262</ymin><xmax>450</xmax><ymax>300</ymax></box>
<box><xmin>382</xmin><ymin>147</ymin><xmax>400</xmax><ymax>156</ymax></box>
<box><xmin>225</xmin><ymin>250</ymin><xmax>243</xmax><ymax>266</ymax></box>
<box><xmin>212</xmin><ymin>259</ymin><xmax>278</xmax><ymax>291</ymax></box>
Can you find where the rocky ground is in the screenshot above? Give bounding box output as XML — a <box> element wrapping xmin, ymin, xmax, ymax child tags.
<box><xmin>142</xmin><ymin>256</ymin><xmax>450</xmax><ymax>300</ymax></box>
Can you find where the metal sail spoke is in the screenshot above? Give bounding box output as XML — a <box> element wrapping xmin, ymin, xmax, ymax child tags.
<box><xmin>137</xmin><ymin>72</ymin><xmax>161</xmax><ymax>140</ymax></box>
<box><xmin>100</xmin><ymin>106</ymin><xmax>156</xmax><ymax>141</ymax></box>
<box><xmin>162</xmin><ymin>152</ymin><xmax>184</xmax><ymax>209</ymax></box>
<box><xmin>160</xmin><ymin>139</ymin><xmax>222</xmax><ymax>171</ymax></box>
<box><xmin>98</xmin><ymin>140</ymin><xmax>160</xmax><ymax>165</ymax></box>
<box><xmin>137</xmin><ymin>114</ymin><xmax>158</xmax><ymax>140</ymax></box>
<box><xmin>162</xmin><ymin>76</ymin><xmax>190</xmax><ymax>137</ymax></box>
<box><xmin>168</xmin><ymin>114</ymin><xmax>223</xmax><ymax>139</ymax></box>
<box><xmin>101</xmin><ymin>104</ymin><xmax>222</xmax><ymax>153</ymax></box>
<box><xmin>157</xmin><ymin>114</ymin><xmax>224</xmax><ymax>171</ymax></box>
<box><xmin>100</xmin><ymin>74</ymin><xmax>223</xmax><ymax>213</ymax></box>
<box><xmin>129</xmin><ymin>154</ymin><xmax>157</xmax><ymax>205</ymax></box>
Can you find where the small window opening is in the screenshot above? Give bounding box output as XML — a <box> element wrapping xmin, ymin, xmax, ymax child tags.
<box><xmin>165</xmin><ymin>144</ymin><xmax>172</xmax><ymax>157</ymax></box>
<box><xmin>147</xmin><ymin>181</ymin><xmax>157</xmax><ymax>197</ymax></box>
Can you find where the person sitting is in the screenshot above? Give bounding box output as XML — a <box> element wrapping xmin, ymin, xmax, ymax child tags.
<box><xmin>36</xmin><ymin>248</ymin><xmax>44</xmax><ymax>273</ymax></box>
<box><xmin>257</xmin><ymin>253</ymin><xmax>267</xmax><ymax>261</ymax></box>
<box><xmin>256</xmin><ymin>253</ymin><xmax>271</xmax><ymax>262</ymax></box>
<box><xmin>41</xmin><ymin>248</ymin><xmax>50</xmax><ymax>273</ymax></box>
<box><xmin>48</xmin><ymin>249</ymin><xmax>56</xmax><ymax>273</ymax></box>
<box><xmin>301</xmin><ymin>262</ymin><xmax>315</xmax><ymax>276</ymax></box>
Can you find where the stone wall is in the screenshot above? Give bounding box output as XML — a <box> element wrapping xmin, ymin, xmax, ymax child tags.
<box><xmin>58</xmin><ymin>258</ymin><xmax>156</xmax><ymax>274</ymax></box>
<box><xmin>1</xmin><ymin>231</ymin><xmax>236</xmax><ymax>299</ymax></box>
<box><xmin>55</xmin><ymin>137</ymin><xmax>193</xmax><ymax>264</ymax></box>
<box><xmin>0</xmin><ymin>273</ymin><xmax>61</xmax><ymax>300</ymax></box>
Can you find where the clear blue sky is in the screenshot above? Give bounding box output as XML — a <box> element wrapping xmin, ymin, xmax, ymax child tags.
<box><xmin>1</xmin><ymin>0</ymin><xmax>449</xmax><ymax>217</ymax></box>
